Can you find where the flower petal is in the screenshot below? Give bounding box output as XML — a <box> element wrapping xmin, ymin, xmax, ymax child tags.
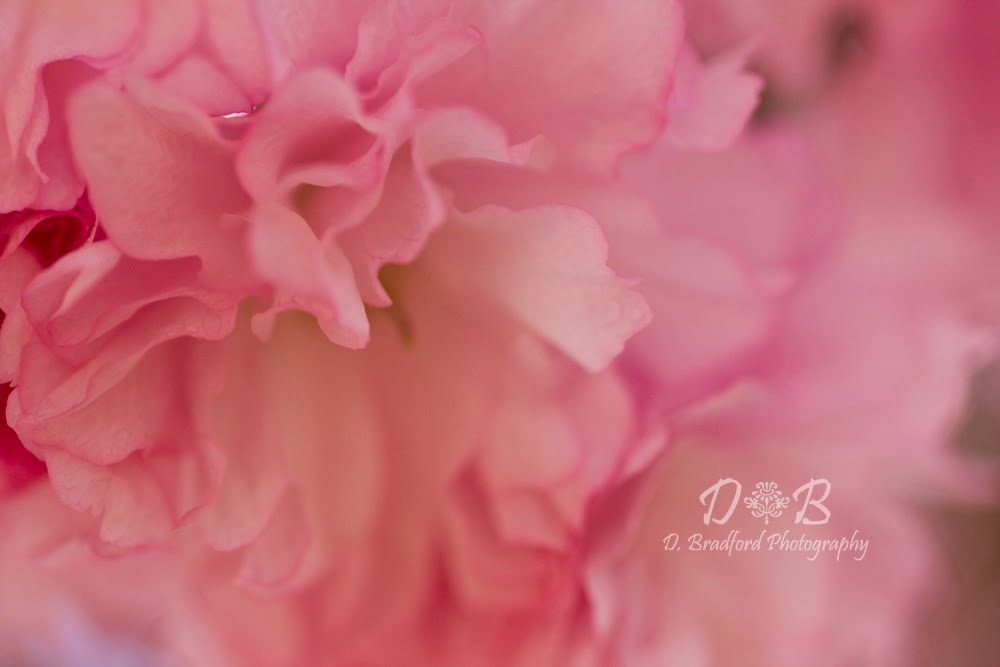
<box><xmin>428</xmin><ymin>205</ymin><xmax>651</xmax><ymax>372</ymax></box>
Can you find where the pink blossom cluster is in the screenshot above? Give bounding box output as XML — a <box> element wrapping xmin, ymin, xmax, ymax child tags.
<box><xmin>0</xmin><ymin>1</ymin><xmax>997</xmax><ymax>665</ymax></box>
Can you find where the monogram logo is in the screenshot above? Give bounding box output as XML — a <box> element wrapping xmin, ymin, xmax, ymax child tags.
<box><xmin>699</xmin><ymin>478</ymin><xmax>832</xmax><ymax>526</ymax></box>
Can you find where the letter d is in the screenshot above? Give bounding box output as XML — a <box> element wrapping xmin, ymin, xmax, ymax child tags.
<box><xmin>699</xmin><ymin>478</ymin><xmax>742</xmax><ymax>525</ymax></box>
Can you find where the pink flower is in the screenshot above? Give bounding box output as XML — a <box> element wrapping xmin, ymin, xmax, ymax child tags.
<box><xmin>0</xmin><ymin>1</ymin><xmax>703</xmax><ymax>662</ymax></box>
<box><xmin>3</xmin><ymin>1</ymin><xmax>994</xmax><ymax>665</ymax></box>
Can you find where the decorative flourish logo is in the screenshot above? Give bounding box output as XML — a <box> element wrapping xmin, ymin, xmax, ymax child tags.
<box><xmin>743</xmin><ymin>482</ymin><xmax>790</xmax><ymax>525</ymax></box>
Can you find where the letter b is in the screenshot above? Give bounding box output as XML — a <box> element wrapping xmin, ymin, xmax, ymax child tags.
<box><xmin>793</xmin><ymin>478</ymin><xmax>832</xmax><ymax>525</ymax></box>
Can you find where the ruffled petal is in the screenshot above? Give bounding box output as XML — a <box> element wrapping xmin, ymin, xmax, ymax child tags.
<box><xmin>65</xmin><ymin>79</ymin><xmax>251</xmax><ymax>280</ymax></box>
<box><xmin>426</xmin><ymin>204</ymin><xmax>651</xmax><ymax>372</ymax></box>
<box><xmin>0</xmin><ymin>0</ymin><xmax>143</xmax><ymax>212</ymax></box>
<box><xmin>420</xmin><ymin>0</ymin><xmax>684</xmax><ymax>171</ymax></box>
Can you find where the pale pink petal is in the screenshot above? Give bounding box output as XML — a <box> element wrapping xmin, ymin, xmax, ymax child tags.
<box><xmin>477</xmin><ymin>339</ymin><xmax>637</xmax><ymax>549</ymax></box>
<box><xmin>66</xmin><ymin>79</ymin><xmax>250</xmax><ymax>276</ymax></box>
<box><xmin>235</xmin><ymin>489</ymin><xmax>311</xmax><ymax>590</ymax></box>
<box><xmin>420</xmin><ymin>0</ymin><xmax>684</xmax><ymax>171</ymax></box>
<box><xmin>156</xmin><ymin>56</ymin><xmax>256</xmax><ymax>117</ymax></box>
<box><xmin>254</xmin><ymin>0</ymin><xmax>370</xmax><ymax>77</ymax></box>
<box><xmin>201</xmin><ymin>0</ymin><xmax>272</xmax><ymax>103</ymax></box>
<box><xmin>247</xmin><ymin>204</ymin><xmax>369</xmax><ymax>348</ymax></box>
<box><xmin>0</xmin><ymin>0</ymin><xmax>143</xmax><ymax>212</ymax></box>
<box><xmin>338</xmin><ymin>144</ymin><xmax>446</xmax><ymax>306</ymax></box>
<box><xmin>663</xmin><ymin>44</ymin><xmax>763</xmax><ymax>151</ymax></box>
<box><xmin>114</xmin><ymin>0</ymin><xmax>200</xmax><ymax>77</ymax></box>
<box><xmin>443</xmin><ymin>472</ymin><xmax>580</xmax><ymax>615</ymax></box>
<box><xmin>235</xmin><ymin>69</ymin><xmax>378</xmax><ymax>202</ymax></box>
<box><xmin>427</xmin><ymin>205</ymin><xmax>651</xmax><ymax>372</ymax></box>
<box><xmin>620</xmin><ymin>129</ymin><xmax>839</xmax><ymax>275</ymax></box>
<box><xmin>21</xmin><ymin>244</ymin><xmax>229</xmax><ymax>350</ymax></box>
<box><xmin>12</xmin><ymin>296</ymin><xmax>235</xmax><ymax>422</ymax></box>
